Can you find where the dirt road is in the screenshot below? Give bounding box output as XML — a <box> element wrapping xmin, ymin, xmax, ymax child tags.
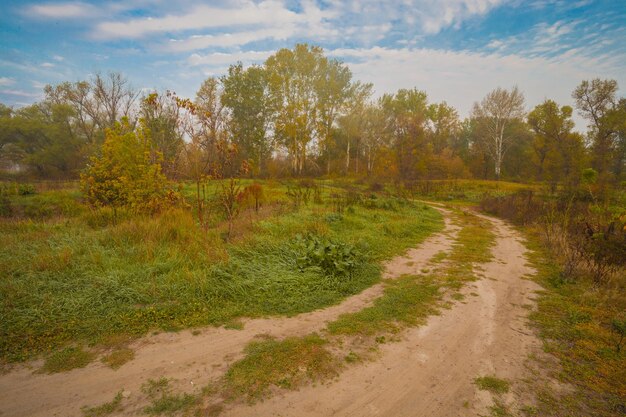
<box><xmin>0</xmin><ymin>210</ymin><xmax>542</xmax><ymax>417</ymax></box>
<box><xmin>223</xmin><ymin>214</ymin><xmax>542</xmax><ymax>417</ymax></box>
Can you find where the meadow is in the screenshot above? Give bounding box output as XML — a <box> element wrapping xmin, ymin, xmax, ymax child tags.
<box><xmin>0</xmin><ymin>179</ymin><xmax>443</xmax><ymax>363</ymax></box>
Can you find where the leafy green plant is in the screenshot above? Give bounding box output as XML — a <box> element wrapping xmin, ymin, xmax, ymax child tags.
<box><xmin>293</xmin><ymin>233</ymin><xmax>363</xmax><ymax>277</ymax></box>
<box><xmin>611</xmin><ymin>318</ymin><xmax>626</xmax><ymax>353</ymax></box>
<box><xmin>474</xmin><ymin>376</ymin><xmax>510</xmax><ymax>394</ymax></box>
<box><xmin>42</xmin><ymin>346</ymin><xmax>95</xmax><ymax>373</ymax></box>
<box><xmin>18</xmin><ymin>184</ymin><xmax>36</xmax><ymax>195</ymax></box>
<box><xmin>81</xmin><ymin>391</ymin><xmax>123</xmax><ymax>417</ymax></box>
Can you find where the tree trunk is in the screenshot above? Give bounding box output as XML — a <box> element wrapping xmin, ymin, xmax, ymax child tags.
<box><xmin>345</xmin><ymin>140</ymin><xmax>350</xmax><ymax>174</ymax></box>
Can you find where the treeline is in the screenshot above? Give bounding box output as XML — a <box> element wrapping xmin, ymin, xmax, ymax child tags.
<box><xmin>0</xmin><ymin>44</ymin><xmax>624</xmax><ymax>187</ymax></box>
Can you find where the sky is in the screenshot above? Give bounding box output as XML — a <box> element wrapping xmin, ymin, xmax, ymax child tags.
<box><xmin>1</xmin><ymin>0</ymin><xmax>625</xmax><ymax>131</ymax></box>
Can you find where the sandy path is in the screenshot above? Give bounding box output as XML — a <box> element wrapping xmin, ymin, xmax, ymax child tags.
<box><xmin>222</xmin><ymin>214</ymin><xmax>542</xmax><ymax>417</ymax></box>
<box><xmin>0</xmin><ymin>210</ymin><xmax>459</xmax><ymax>417</ymax></box>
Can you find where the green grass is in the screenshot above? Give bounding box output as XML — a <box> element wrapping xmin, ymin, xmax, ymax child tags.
<box><xmin>327</xmin><ymin>275</ymin><xmax>440</xmax><ymax>336</ymax></box>
<box><xmin>141</xmin><ymin>377</ymin><xmax>198</xmax><ymax>416</ymax></box>
<box><xmin>41</xmin><ymin>346</ymin><xmax>95</xmax><ymax>373</ymax></box>
<box><xmin>407</xmin><ymin>179</ymin><xmax>539</xmax><ymax>203</ymax></box>
<box><xmin>81</xmin><ymin>391</ymin><xmax>123</xmax><ymax>417</ymax></box>
<box><xmin>144</xmin><ymin>393</ymin><xmax>197</xmax><ymax>416</ymax></box>
<box><xmin>522</xmin><ymin>230</ymin><xmax>626</xmax><ymax>417</ymax></box>
<box><xmin>0</xmin><ymin>185</ymin><xmax>443</xmax><ymax>363</ymax></box>
<box><xmin>223</xmin><ymin>333</ymin><xmax>338</xmax><ymax>402</ymax></box>
<box><xmin>474</xmin><ymin>376</ymin><xmax>511</xmax><ymax>394</ymax></box>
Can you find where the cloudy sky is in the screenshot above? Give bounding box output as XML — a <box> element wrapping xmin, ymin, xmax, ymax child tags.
<box><xmin>1</xmin><ymin>0</ymin><xmax>625</xmax><ymax>129</ymax></box>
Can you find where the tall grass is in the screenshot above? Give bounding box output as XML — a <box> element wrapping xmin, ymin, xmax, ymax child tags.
<box><xmin>0</xmin><ymin>187</ymin><xmax>442</xmax><ymax>363</ymax></box>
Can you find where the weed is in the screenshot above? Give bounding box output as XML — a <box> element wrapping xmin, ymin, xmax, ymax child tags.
<box><xmin>144</xmin><ymin>393</ymin><xmax>197</xmax><ymax>416</ymax></box>
<box><xmin>41</xmin><ymin>346</ymin><xmax>95</xmax><ymax>374</ymax></box>
<box><xmin>224</xmin><ymin>334</ymin><xmax>338</xmax><ymax>402</ymax></box>
<box><xmin>344</xmin><ymin>351</ymin><xmax>360</xmax><ymax>363</ymax></box>
<box><xmin>81</xmin><ymin>391</ymin><xmax>123</xmax><ymax>417</ymax></box>
<box><xmin>142</xmin><ymin>377</ymin><xmax>171</xmax><ymax>398</ymax></box>
<box><xmin>101</xmin><ymin>348</ymin><xmax>135</xmax><ymax>370</ymax></box>
<box><xmin>474</xmin><ymin>376</ymin><xmax>510</xmax><ymax>394</ymax></box>
<box><xmin>487</xmin><ymin>400</ymin><xmax>512</xmax><ymax>417</ymax></box>
<box><xmin>0</xmin><ymin>187</ymin><xmax>442</xmax><ymax>363</ymax></box>
<box><xmin>328</xmin><ymin>275</ymin><xmax>440</xmax><ymax>336</ymax></box>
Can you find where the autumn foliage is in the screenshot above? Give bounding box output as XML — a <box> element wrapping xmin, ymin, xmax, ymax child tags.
<box><xmin>80</xmin><ymin>118</ymin><xmax>180</xmax><ymax>213</ymax></box>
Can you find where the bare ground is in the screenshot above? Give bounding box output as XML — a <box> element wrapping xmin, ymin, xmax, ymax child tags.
<box><xmin>0</xmin><ymin>210</ymin><xmax>543</xmax><ymax>417</ymax></box>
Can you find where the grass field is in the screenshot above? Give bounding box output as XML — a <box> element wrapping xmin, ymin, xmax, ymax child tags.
<box><xmin>0</xmin><ymin>180</ymin><xmax>443</xmax><ymax>364</ymax></box>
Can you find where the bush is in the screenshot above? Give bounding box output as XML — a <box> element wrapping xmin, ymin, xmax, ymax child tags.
<box><xmin>81</xmin><ymin>119</ymin><xmax>181</xmax><ymax>213</ymax></box>
<box><xmin>17</xmin><ymin>184</ymin><xmax>36</xmax><ymax>195</ymax></box>
<box><xmin>481</xmin><ymin>190</ymin><xmax>626</xmax><ymax>284</ymax></box>
<box><xmin>293</xmin><ymin>233</ymin><xmax>364</xmax><ymax>277</ymax></box>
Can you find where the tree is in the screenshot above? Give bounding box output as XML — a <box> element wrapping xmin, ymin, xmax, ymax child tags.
<box><xmin>81</xmin><ymin>119</ymin><xmax>177</xmax><ymax>213</ymax></box>
<box><xmin>92</xmin><ymin>72</ymin><xmax>138</xmax><ymax>130</ymax></box>
<box><xmin>380</xmin><ymin>88</ymin><xmax>429</xmax><ymax>180</ymax></box>
<box><xmin>140</xmin><ymin>91</ymin><xmax>183</xmax><ymax>178</ymax></box>
<box><xmin>527</xmin><ymin>100</ymin><xmax>584</xmax><ymax>187</ymax></box>
<box><xmin>221</xmin><ymin>63</ymin><xmax>271</xmax><ymax>175</ymax></box>
<box><xmin>572</xmin><ymin>79</ymin><xmax>621</xmax><ymax>182</ymax></box>
<box><xmin>336</xmin><ymin>82</ymin><xmax>373</xmax><ymax>175</ymax></box>
<box><xmin>361</xmin><ymin>104</ymin><xmax>387</xmax><ymax>176</ymax></box>
<box><xmin>471</xmin><ymin>86</ymin><xmax>525</xmax><ymax>179</ymax></box>
<box><xmin>265</xmin><ymin>44</ymin><xmax>325</xmax><ymax>175</ymax></box>
<box><xmin>315</xmin><ymin>58</ymin><xmax>354</xmax><ymax>174</ymax></box>
<box><xmin>427</xmin><ymin>101</ymin><xmax>460</xmax><ymax>154</ymax></box>
<box><xmin>0</xmin><ymin>102</ymin><xmax>85</xmax><ymax>178</ymax></box>
<box><xmin>44</xmin><ymin>72</ymin><xmax>138</xmax><ymax>147</ymax></box>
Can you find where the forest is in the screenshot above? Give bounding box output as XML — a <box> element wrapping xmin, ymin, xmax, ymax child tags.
<box><xmin>1</xmin><ymin>44</ymin><xmax>624</xmax><ymax>188</ymax></box>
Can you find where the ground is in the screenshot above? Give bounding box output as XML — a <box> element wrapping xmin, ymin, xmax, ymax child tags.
<box><xmin>0</xmin><ymin>206</ymin><xmax>546</xmax><ymax>417</ymax></box>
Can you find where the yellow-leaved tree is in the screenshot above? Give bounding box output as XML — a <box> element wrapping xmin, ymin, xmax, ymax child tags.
<box><xmin>81</xmin><ymin>118</ymin><xmax>180</xmax><ymax>213</ymax></box>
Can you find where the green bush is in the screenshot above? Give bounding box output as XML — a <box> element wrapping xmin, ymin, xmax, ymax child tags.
<box><xmin>293</xmin><ymin>233</ymin><xmax>364</xmax><ymax>277</ymax></box>
<box><xmin>18</xmin><ymin>184</ymin><xmax>36</xmax><ymax>195</ymax></box>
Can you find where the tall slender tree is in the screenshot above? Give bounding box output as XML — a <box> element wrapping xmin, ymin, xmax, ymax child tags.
<box><xmin>471</xmin><ymin>86</ymin><xmax>525</xmax><ymax>179</ymax></box>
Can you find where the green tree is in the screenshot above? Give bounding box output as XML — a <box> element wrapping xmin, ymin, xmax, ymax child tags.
<box><xmin>81</xmin><ymin>119</ymin><xmax>177</xmax><ymax>213</ymax></box>
<box><xmin>315</xmin><ymin>58</ymin><xmax>354</xmax><ymax>174</ymax></box>
<box><xmin>527</xmin><ymin>100</ymin><xmax>584</xmax><ymax>187</ymax></box>
<box><xmin>572</xmin><ymin>79</ymin><xmax>624</xmax><ymax>183</ymax></box>
<box><xmin>427</xmin><ymin>101</ymin><xmax>460</xmax><ymax>155</ymax></box>
<box><xmin>0</xmin><ymin>102</ymin><xmax>85</xmax><ymax>178</ymax></box>
<box><xmin>380</xmin><ymin>88</ymin><xmax>429</xmax><ymax>180</ymax></box>
<box><xmin>265</xmin><ymin>44</ymin><xmax>326</xmax><ymax>175</ymax></box>
<box><xmin>221</xmin><ymin>63</ymin><xmax>271</xmax><ymax>175</ymax></box>
<box><xmin>140</xmin><ymin>92</ymin><xmax>184</xmax><ymax>178</ymax></box>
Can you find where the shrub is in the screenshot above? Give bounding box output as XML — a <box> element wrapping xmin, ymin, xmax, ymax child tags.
<box><xmin>81</xmin><ymin>119</ymin><xmax>181</xmax><ymax>214</ymax></box>
<box><xmin>17</xmin><ymin>184</ymin><xmax>36</xmax><ymax>195</ymax></box>
<box><xmin>293</xmin><ymin>233</ymin><xmax>364</xmax><ymax>277</ymax></box>
<box><xmin>239</xmin><ymin>183</ymin><xmax>264</xmax><ymax>213</ymax></box>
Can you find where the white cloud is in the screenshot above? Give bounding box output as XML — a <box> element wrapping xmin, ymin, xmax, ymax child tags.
<box><xmin>0</xmin><ymin>89</ymin><xmax>42</xmax><ymax>98</ymax></box>
<box><xmin>166</xmin><ymin>27</ymin><xmax>296</xmax><ymax>52</ymax></box>
<box><xmin>93</xmin><ymin>1</ymin><xmax>313</xmax><ymax>39</ymax></box>
<box><xmin>26</xmin><ymin>2</ymin><xmax>96</xmax><ymax>19</ymax></box>
<box><xmin>0</xmin><ymin>77</ymin><xmax>15</xmax><ymax>87</ymax></box>
<box><xmin>328</xmin><ymin>46</ymin><xmax>626</xmax><ymax>130</ymax></box>
<box><xmin>188</xmin><ymin>50</ymin><xmax>273</xmax><ymax>67</ymax></box>
<box><xmin>52</xmin><ymin>55</ymin><xmax>65</xmax><ymax>61</ymax></box>
<box><xmin>41</xmin><ymin>62</ymin><xmax>55</xmax><ymax>68</ymax></box>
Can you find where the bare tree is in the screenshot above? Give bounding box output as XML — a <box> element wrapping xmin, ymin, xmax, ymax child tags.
<box><xmin>92</xmin><ymin>72</ymin><xmax>138</xmax><ymax>129</ymax></box>
<box><xmin>471</xmin><ymin>86</ymin><xmax>525</xmax><ymax>179</ymax></box>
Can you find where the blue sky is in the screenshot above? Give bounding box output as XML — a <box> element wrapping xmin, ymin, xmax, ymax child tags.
<box><xmin>1</xmin><ymin>0</ymin><xmax>625</xmax><ymax>130</ymax></box>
